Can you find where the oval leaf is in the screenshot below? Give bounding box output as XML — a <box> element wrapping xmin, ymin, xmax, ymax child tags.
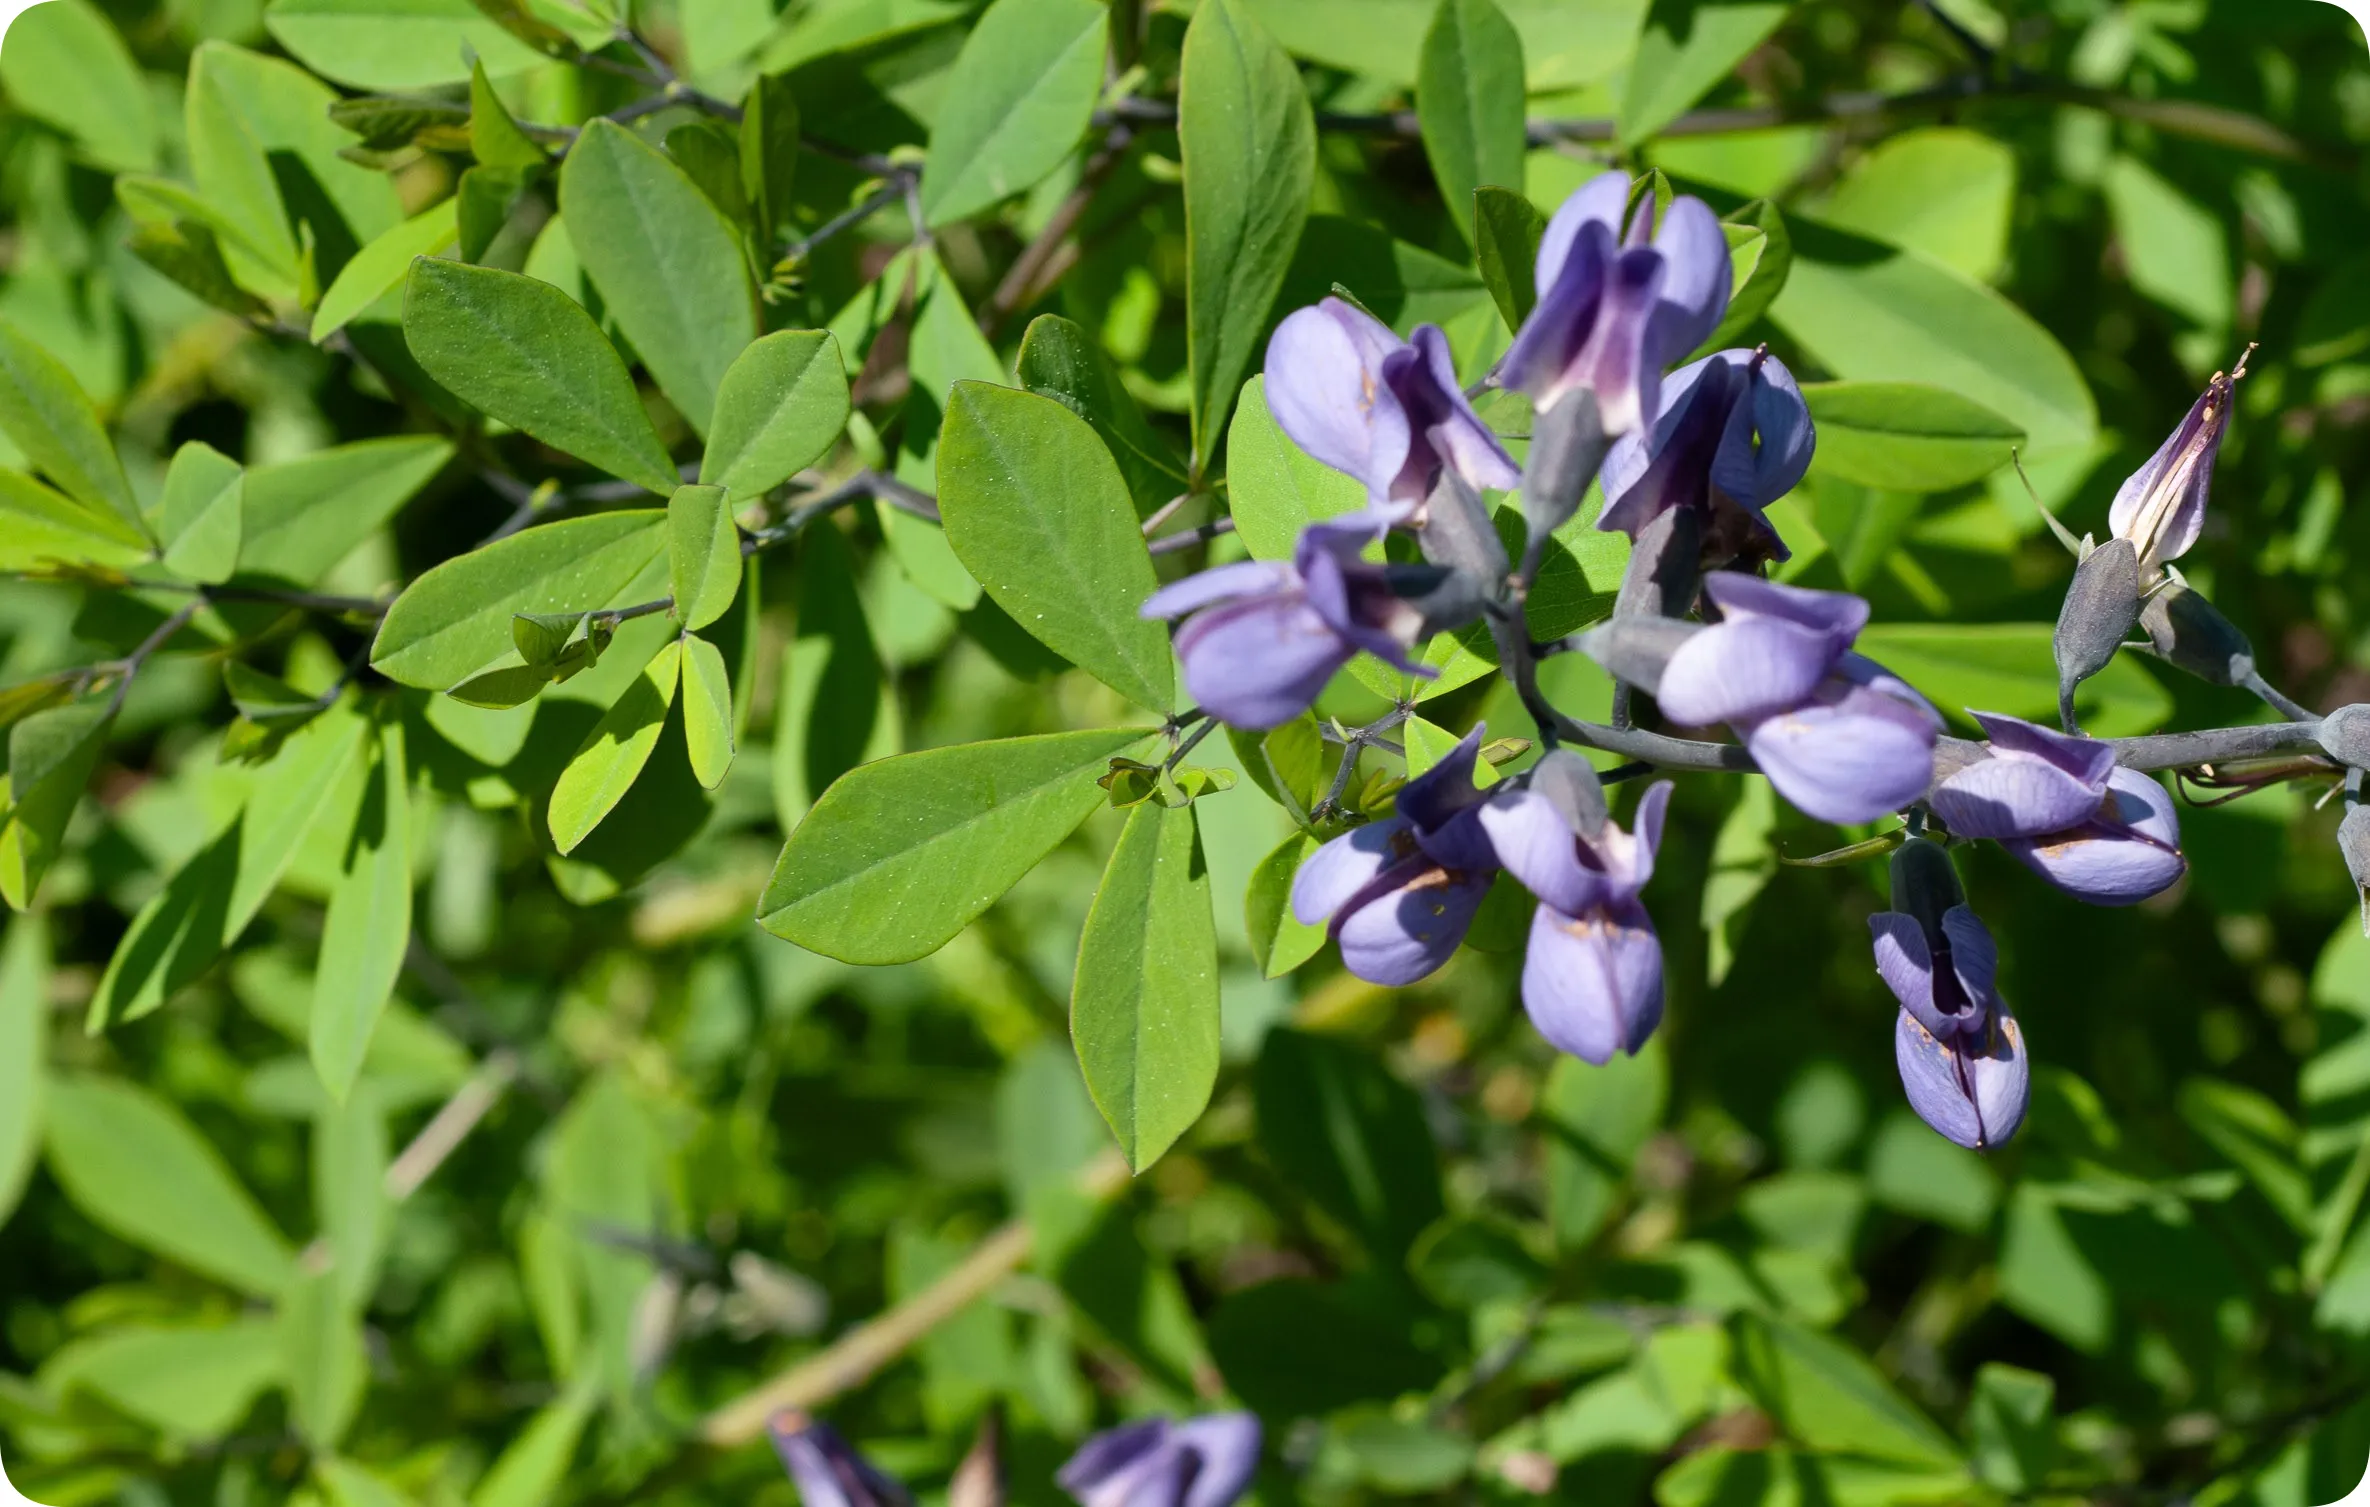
<box><xmin>0</xmin><ymin>315</ymin><xmax>142</xmax><ymax>534</ymax></box>
<box><xmin>549</xmin><ymin>639</ymin><xmax>683</xmax><ymax>854</ymax></box>
<box><xmin>918</xmin><ymin>0</ymin><xmax>1107</xmax><ymax>227</ymax></box>
<box><xmin>1416</xmin><ymin>0</ymin><xmax>1526</xmax><ymax>254</ymax></box>
<box><xmin>0</xmin><ymin>469</ymin><xmax>150</xmax><ymax>573</ymax></box>
<box><xmin>699</xmin><ymin>329</ymin><xmax>850</xmax><ymax>501</ymax></box>
<box><xmin>758</xmin><ymin>728</ymin><xmax>1154</xmax><ymax>964</ymax></box>
<box><xmin>0</xmin><ymin>0</ymin><xmax>157</xmax><ymax>171</ymax></box>
<box><xmin>312</xmin><ymin>198</ymin><xmax>460</xmax><ymax>343</ymax></box>
<box><xmin>1801</xmin><ymin>381</ymin><xmax>2024</xmax><ymax>493</ymax></box>
<box><xmin>681</xmin><ymin>632</ymin><xmax>736</xmax><ymax>790</ymax></box>
<box><xmin>265</xmin><ymin>0</ymin><xmax>547</xmax><ymax>88</ymax></box>
<box><xmin>939</xmin><ymin>382</ymin><xmax>1173</xmax><ymax>711</ymax></box>
<box><xmin>310</xmin><ymin>723</ymin><xmax>413</xmax><ymax>1102</ymax></box>
<box><xmin>667</xmin><ymin>483</ymin><xmax>742</xmax><ymax>631</ymax></box>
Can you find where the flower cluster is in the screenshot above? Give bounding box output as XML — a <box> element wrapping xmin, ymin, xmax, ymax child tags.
<box><xmin>771</xmin><ymin>1411</ymin><xmax>1262</xmax><ymax>1507</ymax></box>
<box><xmin>1134</xmin><ymin>171</ymin><xmax>2236</xmax><ymax>1155</ymax></box>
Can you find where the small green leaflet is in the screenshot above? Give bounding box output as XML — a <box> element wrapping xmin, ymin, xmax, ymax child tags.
<box><xmin>549</xmin><ymin>638</ymin><xmax>683</xmax><ymax>854</ymax></box>
<box><xmin>668</xmin><ymin>484</ymin><xmax>742</xmax><ymax>631</ymax></box>
<box><xmin>1246</xmin><ymin>831</ymin><xmax>1328</xmax><ymax>978</ymax></box>
<box><xmin>0</xmin><ymin>0</ymin><xmax>157</xmax><ymax>171</ymax></box>
<box><xmin>938</xmin><ymin>382</ymin><xmax>1174</xmax><ymax>711</ymax></box>
<box><xmin>1072</xmin><ymin>801</ymin><xmax>1221</xmax><ymax>1172</ymax></box>
<box><xmin>1731</xmin><ymin>1312</ymin><xmax>1966</xmax><ymax>1470</ymax></box>
<box><xmin>43</xmin><ymin>1075</ymin><xmax>296</xmax><ymax>1296</ymax></box>
<box><xmin>759</xmin><ymin>728</ymin><xmax>1156</xmax><ymax>964</ymax></box>
<box><xmin>1415</xmin><ymin>0</ymin><xmax>1525</xmax><ymax>255</ymax></box>
<box><xmin>0</xmin><ymin>314</ymin><xmax>144</xmax><ymax>535</ymax></box>
<box><xmin>681</xmin><ymin>633</ymin><xmax>736</xmax><ymax>789</ymax></box>
<box><xmin>0</xmin><ymin>694</ymin><xmax>117</xmax><ymax>911</ymax></box>
<box><xmin>917</xmin><ymin>0</ymin><xmax>1107</xmax><ymax>227</ymax></box>
<box><xmin>372</xmin><ymin>510</ymin><xmax>667</xmax><ymax>689</ymax></box>
<box><xmin>0</xmin><ymin>914</ymin><xmax>48</xmax><ymax>1226</ymax></box>
<box><xmin>263</xmin><ymin>0</ymin><xmax>548</xmax><ymax>89</ymax></box>
<box><xmin>1473</xmin><ymin>186</ymin><xmax>1546</xmax><ymax>331</ymax></box>
<box><xmin>470</xmin><ymin>56</ymin><xmax>547</xmax><ymax>169</ymax></box>
<box><xmin>279</xmin><ymin>1267</ymin><xmax>366</xmax><ymax>1448</ymax></box>
<box><xmin>311</xmin><ymin>722</ymin><xmax>412</xmax><ymax>1102</ymax></box>
<box><xmin>38</xmin><ymin>1320</ymin><xmax>282</xmax><ymax>1439</ymax></box>
<box><xmin>1615</xmin><ymin>0</ymin><xmax>1788</xmax><ymax>147</ymax></box>
<box><xmin>1180</xmin><ymin>0</ymin><xmax>1315</xmax><ymax>471</ymax></box>
<box><xmin>403</xmin><ymin>258</ymin><xmax>679</xmax><ymax>496</ymax></box>
<box><xmin>311</xmin><ymin>199</ymin><xmax>459</xmax><ymax>343</ymax></box>
<box><xmin>0</xmin><ymin>469</ymin><xmax>149</xmax><ymax>574</ymax></box>
<box><xmin>698</xmin><ymin>330</ymin><xmax>850</xmax><ymax>502</ymax></box>
<box><xmin>1800</xmin><ymin>380</ymin><xmax>2024</xmax><ymax>493</ymax></box>
<box><xmin>313</xmin><ymin>1086</ymin><xmax>390</xmax><ymax>1310</ymax></box>
<box><xmin>155</xmin><ymin>440</ymin><xmax>244</xmax><ymax>584</ymax></box>
<box><xmin>241</xmin><ymin>435</ymin><xmax>453</xmax><ymax>586</ymax></box>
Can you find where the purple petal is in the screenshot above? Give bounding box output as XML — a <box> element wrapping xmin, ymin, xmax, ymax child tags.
<box><xmin>1398</xmin><ymin>723</ymin><xmax>1488</xmax><ymax>833</ymax></box>
<box><xmin>1291</xmin><ymin>817</ymin><xmax>1415</xmax><ymax>925</ymax></box>
<box><xmin>1656</xmin><ymin>615</ymin><xmax>1839</xmax><ymax>727</ymax></box>
<box><xmin>1896</xmin><ymin>1008</ymin><xmax>2030</xmax><ymax>1151</ymax></box>
<box><xmin>1743</xmin><ymin>699</ymin><xmax>1937</xmax><ymax>826</ymax></box>
<box><xmin>1521</xmin><ymin>898</ymin><xmax>1663</xmax><ymax>1064</ymax></box>
<box><xmin>1535</xmin><ymin>171</ymin><xmax>1632</xmax><ymax>294</ymax></box>
<box><xmin>1868</xmin><ymin>912</ymin><xmax>1941</xmax><ymax>1031</ymax></box>
<box><xmin>1602</xmin><ymin>779</ymin><xmax>1672</xmax><ymax>894</ymax></box>
<box><xmin>1142</xmin><ymin>559</ymin><xmax>1296</xmax><ymax>619</ymax></box>
<box><xmin>1414</xmin><ymin>804</ymin><xmax>1500</xmax><ymax>875</ymax></box>
<box><xmin>773</xmin><ymin>1421</ymin><xmax>906</xmax><ymax>1507</ymax></box>
<box><xmin>1334</xmin><ymin>862</ymin><xmax>1490</xmax><ymax>984</ymax></box>
<box><xmin>1710</xmin><ymin>353</ymin><xmax>1814</xmax><ymax>509</ymax></box>
<box><xmin>1478</xmin><ymin>787</ymin><xmax>1606</xmax><ymax>916</ymax></box>
<box><xmin>2105</xmin><ymin>765</ymin><xmax>2180</xmax><ymax>846</ymax></box>
<box><xmin>1061</xmin><ymin>1422</ymin><xmax>1191</xmax><ymax>1507</ymax></box>
<box><xmin>1174</xmin><ymin>1413</ymin><xmax>1263</xmax><ymax>1507</ymax></box>
<box><xmin>1500</xmin><ymin>220</ymin><xmax>1610</xmax><ymax>408</ymax></box>
<box><xmin>1174</xmin><ymin>595</ymin><xmax>1350</xmax><ymax>730</ymax></box>
<box><xmin>1831</xmin><ymin>654</ymin><xmax>1942</xmax><ymax>728</ymax></box>
<box><xmin>1295</xmin><ymin>527</ymin><xmax>1425</xmax><ymax>676</ymax></box>
<box><xmin>1895</xmin><ymin>1011</ymin><xmax>1983</xmax><ymax>1150</ymax></box>
<box><xmin>1967</xmin><ymin>711</ymin><xmax>2117</xmax><ymax>788</ymax></box>
<box><xmin>1059</xmin><ymin>1421</ymin><xmax>1170</xmax><ymax>1500</ymax></box>
<box><xmin>1568</xmin><ymin>246</ymin><xmax>1666</xmax><ymax>434</ymax></box>
<box><xmin>1699</xmin><ymin>572</ymin><xmax>1871</xmax><ymax>646</ymax></box>
<box><xmin>1966</xmin><ymin>1012</ymin><xmax>2031</xmax><ymax>1149</ymax></box>
<box><xmin>1929</xmin><ymin>751</ymin><xmax>2108</xmax><ymax>839</ymax></box>
<box><xmin>1595</xmin><ymin>353</ymin><xmax>1735</xmax><ymax>540</ymax></box>
<box><xmin>1644</xmin><ymin>196</ymin><xmax>1731</xmax><ymax>368</ymax></box>
<box><xmin>2107</xmin><ymin>377</ymin><xmax>2230</xmax><ymax>569</ymax></box>
<box><xmin>2002</xmin><ymin>774</ymin><xmax>2184</xmax><ymax>906</ymax></box>
<box><xmin>1940</xmin><ymin>905</ymin><xmax>1999</xmax><ymax>1016</ymax></box>
<box><xmin>1403</xmin><ymin>324</ymin><xmax>1520</xmax><ymax>494</ymax></box>
<box><xmin>1264</xmin><ymin>300</ymin><xmax>1411</xmax><ymax>501</ymax></box>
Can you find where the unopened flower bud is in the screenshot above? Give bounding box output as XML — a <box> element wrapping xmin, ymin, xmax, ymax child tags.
<box><xmin>2319</xmin><ymin>705</ymin><xmax>2370</xmax><ymax>771</ymax></box>
<box><xmin>1578</xmin><ymin>612</ymin><xmax>1700</xmax><ymax>697</ymax></box>
<box><xmin>2053</xmin><ymin>538</ymin><xmax>2140</xmax><ymax>725</ymax></box>
<box><xmin>2139</xmin><ymin>579</ymin><xmax>2255</xmax><ymax>688</ymax></box>
<box><xmin>1417</xmin><ymin>470</ymin><xmax>1511</xmax><ymax>583</ymax></box>
<box><xmin>1519</xmin><ymin>386</ymin><xmax>1610</xmax><ymax>543</ymax></box>
<box><xmin>2339</xmin><ymin>801</ymin><xmax>2370</xmax><ymax>937</ymax></box>
<box><xmin>1612</xmin><ymin>503</ymin><xmax>1704</xmax><ymax>621</ymax></box>
<box><xmin>1887</xmin><ymin>834</ymin><xmax>1966</xmax><ymax>939</ymax></box>
<box><xmin>1529</xmin><ymin>748</ymin><xmax>1608</xmax><ymax>839</ymax></box>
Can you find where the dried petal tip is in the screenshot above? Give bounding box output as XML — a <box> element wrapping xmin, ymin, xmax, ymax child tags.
<box><xmin>2109</xmin><ymin>348</ymin><xmax>2254</xmax><ymax>574</ymax></box>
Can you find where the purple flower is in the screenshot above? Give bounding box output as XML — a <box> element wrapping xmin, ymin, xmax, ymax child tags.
<box><xmin>1265</xmin><ymin>297</ymin><xmax>1519</xmax><ymax>520</ymax></box>
<box><xmin>1291</xmin><ymin>726</ymin><xmax>1499</xmax><ymax>984</ymax></box>
<box><xmin>2108</xmin><ymin>350</ymin><xmax>2250</xmax><ymax>575</ymax></box>
<box><xmin>1141</xmin><ymin>518</ymin><xmax>1430</xmax><ymax>729</ymax></box>
<box><xmin>771</xmin><ymin>1416</ymin><xmax>908</xmax><ymax>1507</ymax></box>
<box><xmin>1598</xmin><ymin>348</ymin><xmax>1813</xmax><ymax>564</ymax></box>
<box><xmin>1481</xmin><ymin>779</ymin><xmax>1672</xmax><ymax>1064</ymax></box>
<box><xmin>1928</xmin><ymin>712</ymin><xmax>2185</xmax><ymax>905</ymax></box>
<box><xmin>1498</xmin><ymin>171</ymin><xmax>1732</xmax><ymax>433</ymax></box>
<box><xmin>1059</xmin><ymin>1414</ymin><xmax>1262</xmax><ymax>1507</ymax></box>
<box><xmin>1653</xmin><ymin>573</ymin><xmax>1940</xmax><ymax>825</ymax></box>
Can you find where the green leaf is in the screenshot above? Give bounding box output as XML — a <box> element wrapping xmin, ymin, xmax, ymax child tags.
<box><xmin>1615</xmin><ymin>0</ymin><xmax>1788</xmax><ymax>146</ymax></box>
<box><xmin>1015</xmin><ymin>313</ymin><xmax>1190</xmax><ymax>517</ymax></box>
<box><xmin>469</xmin><ymin>1381</ymin><xmax>596</xmax><ymax>1507</ymax></box>
<box><xmin>1700</xmin><ymin>199</ymin><xmax>1791</xmax><ymax>353</ymax></box>
<box><xmin>1541</xmin><ymin>1037</ymin><xmax>1667</xmax><ymax>1249</ymax></box>
<box><xmin>403</xmin><ymin>259</ymin><xmax>679</xmax><ymax>494</ymax></box>
<box><xmin>312</xmin><ymin>1087</ymin><xmax>389</xmax><ymax>1310</ymax></box>
<box><xmin>549</xmin><ymin>638</ymin><xmax>683</xmax><ymax>854</ymax></box>
<box><xmin>667</xmin><ymin>484</ymin><xmax>742</xmax><ymax>631</ymax></box>
<box><xmin>0</xmin><ymin>694</ymin><xmax>116</xmax><ymax>910</ymax></box>
<box><xmin>372</xmin><ymin>510</ymin><xmax>668</xmax><ymax>689</ymax></box>
<box><xmin>698</xmin><ymin>330</ymin><xmax>850</xmax><ymax>502</ymax></box>
<box><xmin>1770</xmin><ymin>217</ymin><xmax>2097</xmax><ymax>460</ymax></box>
<box><xmin>1731</xmin><ymin>1312</ymin><xmax>1966</xmax><ymax>1469</ymax></box>
<box><xmin>1256</xmin><ymin>1028</ymin><xmax>1444</xmax><ymax>1262</ymax></box>
<box><xmin>279</xmin><ymin>1267</ymin><xmax>366</xmax><ymax>1449</ymax></box>
<box><xmin>40</xmin><ymin>1320</ymin><xmax>282</xmax><ymax>1439</ymax></box>
<box><xmin>1237</xmin><ymin>0</ymin><xmax>1642</xmax><ymax>90</ymax></box>
<box><xmin>773</xmin><ymin>522</ymin><xmax>895</xmax><ymax>831</ymax></box>
<box><xmin>156</xmin><ymin>441</ymin><xmax>245</xmax><ymax>585</ymax></box>
<box><xmin>1854</xmin><ymin>622</ymin><xmax>2171</xmax><ymax>738</ymax></box>
<box><xmin>241</xmin><ymin>435</ymin><xmax>454</xmax><ymax>585</ymax></box>
<box><xmin>1245</xmin><ymin>831</ymin><xmax>1329</xmax><ymax>978</ymax></box>
<box><xmin>311</xmin><ymin>724</ymin><xmax>412</xmax><ymax>1103</ymax></box>
<box><xmin>265</xmin><ymin>0</ymin><xmax>548</xmax><ymax>88</ymax></box>
<box><xmin>1701</xmin><ymin>778</ymin><xmax>1776</xmax><ymax>986</ymax></box>
<box><xmin>126</xmin><ymin>217</ymin><xmax>272</xmax><ymax>321</ymax></box>
<box><xmin>2103</xmin><ymin>154</ymin><xmax>2232</xmax><ymax>332</ymax></box>
<box><xmin>1416</xmin><ymin>0</ymin><xmax>1526</xmax><ymax>255</ymax></box>
<box><xmin>1181</xmin><ymin>0</ymin><xmax>1315</xmax><ymax>471</ymax></box>
<box><xmin>470</xmin><ymin>57</ymin><xmax>548</xmax><ymax>169</ymax></box>
<box><xmin>185</xmin><ymin>42</ymin><xmax>402</xmax><ymax>297</ymax></box>
<box><xmin>0</xmin><ymin>315</ymin><xmax>142</xmax><ymax>534</ymax></box>
<box><xmin>740</xmin><ymin>72</ymin><xmax>799</xmax><ymax>243</ymax></box>
<box><xmin>311</xmin><ymin>199</ymin><xmax>460</xmax><ymax>343</ymax></box>
<box><xmin>560</xmin><ymin>118</ymin><xmax>760</xmax><ymax>437</ymax></box>
<box><xmin>92</xmin><ymin>704</ymin><xmax>371</xmax><ymax>1026</ymax></box>
<box><xmin>317</xmin><ymin>1458</ymin><xmax>416</xmax><ymax>1507</ymax></box>
<box><xmin>681</xmin><ymin>633</ymin><xmax>736</xmax><ymax>790</ymax></box>
<box><xmin>1207</xmin><ymin>1276</ymin><xmax>1442</xmax><ymax>1417</ymax></box>
<box><xmin>1966</xmin><ymin>1362</ymin><xmax>2056</xmax><ymax>1493</ymax></box>
<box><xmin>1473</xmin><ymin>186</ymin><xmax>1547</xmax><ymax>331</ymax></box>
<box><xmin>2178</xmin><ymin>1076</ymin><xmax>2313</xmax><ymax>1233</ymax></box>
<box><xmin>456</xmin><ymin>162</ymin><xmax>540</xmax><ymax>266</ymax></box>
<box><xmin>1812</xmin><ymin>128</ymin><xmax>2016</xmax><ymax>285</ymax></box>
<box><xmin>939</xmin><ymin>383</ymin><xmax>1174</xmax><ymax>710</ymax></box>
<box><xmin>670</xmin><ymin>120</ymin><xmax>750</xmax><ymax>232</ymax></box>
<box><xmin>758</xmin><ymin>728</ymin><xmax>1154</xmax><ymax>964</ymax></box>
<box><xmin>0</xmin><ymin>915</ymin><xmax>47</xmax><ymax>1227</ymax></box>
<box><xmin>0</xmin><ymin>468</ymin><xmax>150</xmax><ymax>573</ymax></box>
<box><xmin>0</xmin><ymin>0</ymin><xmax>157</xmax><ymax>171</ymax></box>
<box><xmin>44</xmin><ymin>1075</ymin><xmax>295</xmax><ymax>1296</ymax></box>
<box><xmin>1225</xmin><ymin>374</ymin><xmax>1367</xmax><ymax>561</ymax></box>
<box><xmin>1409</xmin><ymin>1216</ymin><xmax>1548</xmax><ymax>1310</ymax></box>
<box><xmin>918</xmin><ymin>0</ymin><xmax>1106</xmax><ymax>227</ymax></box>
<box><xmin>1802</xmin><ymin>381</ymin><xmax>2023</xmax><ymax>494</ymax></box>
<box><xmin>1073</xmin><ymin>801</ymin><xmax>1221</xmax><ymax>1172</ymax></box>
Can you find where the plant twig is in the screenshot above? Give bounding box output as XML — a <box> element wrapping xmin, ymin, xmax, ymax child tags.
<box><xmin>979</xmin><ymin>125</ymin><xmax>1134</xmax><ymax>338</ymax></box>
<box><xmin>383</xmin><ymin>1050</ymin><xmax>522</xmax><ymax>1201</ymax></box>
<box><xmin>1146</xmin><ymin>518</ymin><xmax>1234</xmax><ymax>556</ymax></box>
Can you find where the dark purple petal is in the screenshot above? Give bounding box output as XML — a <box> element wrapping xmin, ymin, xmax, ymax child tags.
<box><xmin>1060</xmin><ymin>1420</ymin><xmax>1192</xmax><ymax>1507</ymax></box>
<box><xmin>1521</xmin><ymin>897</ymin><xmax>1663</xmax><ymax>1064</ymax></box>
<box><xmin>1595</xmin><ymin>353</ymin><xmax>1736</xmax><ymax>540</ymax></box>
<box><xmin>1940</xmin><ymin>905</ymin><xmax>1999</xmax><ymax>1016</ymax></box>
<box><xmin>1502</xmin><ymin>223</ymin><xmax>1610</xmax><ymax>406</ymax></box>
<box><xmin>1478</xmin><ymin>787</ymin><xmax>1608</xmax><ymax>917</ymax></box>
<box><xmin>1413</xmin><ymin>804</ymin><xmax>1499</xmax><ymax>874</ymax></box>
<box><xmin>1173</xmin><ymin>595</ymin><xmax>1351</xmax><ymax>730</ymax></box>
<box><xmin>1142</xmin><ymin>559</ymin><xmax>1296</xmax><ymax>620</ymax></box>
<box><xmin>1567</xmin><ymin>246</ymin><xmax>1667</xmax><ymax>434</ymax></box>
<box><xmin>1265</xmin><ymin>299</ymin><xmax>1411</xmax><ymax>502</ymax></box>
<box><xmin>1656</xmin><ymin>615</ymin><xmax>1839</xmax><ymax>726</ymax></box>
<box><xmin>773</xmin><ymin>1420</ymin><xmax>907</xmax><ymax>1507</ymax></box>
<box><xmin>1700</xmin><ymin>572</ymin><xmax>1871</xmax><ymax>646</ymax></box>
<box><xmin>2107</xmin><ymin>373</ymin><xmax>2233</xmax><ymax>570</ymax></box>
<box><xmin>1398</xmin><ymin>723</ymin><xmax>1489</xmax><ymax>834</ymax></box>
<box><xmin>1534</xmin><ymin>171</ymin><xmax>1631</xmax><ymax>294</ymax></box>
<box><xmin>1742</xmin><ymin>696</ymin><xmax>1937</xmax><ymax>825</ymax></box>
<box><xmin>1643</xmin><ymin>195</ymin><xmax>1731</xmax><ymax>368</ymax></box>
<box><xmin>1929</xmin><ymin>751</ymin><xmax>2107</xmax><ymax>839</ymax></box>
<box><xmin>1868</xmin><ymin>911</ymin><xmax>1942</xmax><ymax>1032</ymax></box>
<box><xmin>1831</xmin><ymin>653</ymin><xmax>1941</xmax><ymax>726</ymax></box>
<box><xmin>1710</xmin><ymin>353</ymin><xmax>1814</xmax><ymax>509</ymax></box>
<box><xmin>1967</xmin><ymin>711</ymin><xmax>2118</xmax><ymax>788</ymax></box>
<box><xmin>1291</xmin><ymin>817</ymin><xmax>1415</xmax><ymax>925</ymax></box>
<box><xmin>1399</xmin><ymin>324</ymin><xmax>1520</xmax><ymax>496</ymax></box>
<box><xmin>1334</xmin><ymin>861</ymin><xmax>1491</xmax><ymax>984</ymax></box>
<box><xmin>1174</xmin><ymin>1413</ymin><xmax>1263</xmax><ymax>1507</ymax></box>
